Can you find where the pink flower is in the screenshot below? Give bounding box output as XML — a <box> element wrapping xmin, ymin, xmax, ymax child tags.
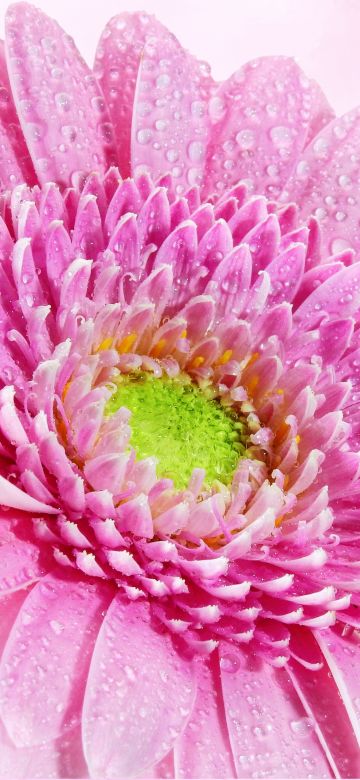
<box><xmin>0</xmin><ymin>2</ymin><xmax>359</xmax><ymax>778</ymax></box>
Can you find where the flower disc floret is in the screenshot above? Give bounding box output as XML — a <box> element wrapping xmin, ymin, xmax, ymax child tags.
<box><xmin>106</xmin><ymin>371</ymin><xmax>248</xmax><ymax>491</ymax></box>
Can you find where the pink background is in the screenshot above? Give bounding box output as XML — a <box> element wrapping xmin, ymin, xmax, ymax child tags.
<box><xmin>1</xmin><ymin>0</ymin><xmax>359</xmax><ymax>115</ymax></box>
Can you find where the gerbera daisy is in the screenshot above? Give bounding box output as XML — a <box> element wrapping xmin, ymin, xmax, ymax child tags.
<box><xmin>0</xmin><ymin>3</ymin><xmax>359</xmax><ymax>778</ymax></box>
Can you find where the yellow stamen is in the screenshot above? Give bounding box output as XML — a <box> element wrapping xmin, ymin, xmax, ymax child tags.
<box><xmin>117</xmin><ymin>332</ymin><xmax>137</xmax><ymax>354</ymax></box>
<box><xmin>295</xmin><ymin>434</ymin><xmax>301</xmax><ymax>444</ymax></box>
<box><xmin>217</xmin><ymin>349</ymin><xmax>233</xmax><ymax>366</ymax></box>
<box><xmin>244</xmin><ymin>351</ymin><xmax>259</xmax><ymax>369</ymax></box>
<box><xmin>180</xmin><ymin>329</ymin><xmax>187</xmax><ymax>339</ymax></box>
<box><xmin>274</xmin><ymin>420</ymin><xmax>290</xmax><ymax>446</ymax></box>
<box><xmin>191</xmin><ymin>355</ymin><xmax>205</xmax><ymax>369</ymax></box>
<box><xmin>95</xmin><ymin>337</ymin><xmax>113</xmax><ymax>353</ymax></box>
<box><xmin>62</xmin><ymin>381</ymin><xmax>71</xmax><ymax>401</ymax></box>
<box><xmin>276</xmin><ymin>388</ymin><xmax>284</xmax><ymax>395</ymax></box>
<box><xmin>246</xmin><ymin>374</ymin><xmax>259</xmax><ymax>396</ymax></box>
<box><xmin>150</xmin><ymin>338</ymin><xmax>167</xmax><ymax>358</ymax></box>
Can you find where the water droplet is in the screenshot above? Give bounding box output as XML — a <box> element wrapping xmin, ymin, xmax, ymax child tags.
<box><xmin>252</xmin><ymin>724</ymin><xmax>272</xmax><ymax>739</ymax></box>
<box><xmin>290</xmin><ymin>717</ymin><xmax>314</xmax><ymax>737</ymax></box>
<box><xmin>61</xmin><ymin>124</ymin><xmax>77</xmax><ymax>142</ymax></box>
<box><xmin>335</xmin><ymin>210</ymin><xmax>346</xmax><ymax>222</ymax></box>
<box><xmin>220</xmin><ymin>653</ymin><xmax>240</xmax><ymax>673</ymax></box>
<box><xmin>296</xmin><ymin>160</ymin><xmax>310</xmax><ymax>178</ymax></box>
<box><xmin>137</xmin><ymin>128</ymin><xmax>153</xmax><ymax>145</ymax></box>
<box><xmin>266</xmin><ymin>163</ymin><xmax>279</xmax><ymax>177</ymax></box>
<box><xmin>166</xmin><ymin>148</ymin><xmax>178</xmax><ymax>163</ymax></box>
<box><xmin>154</xmin><ymin>118</ymin><xmax>168</xmax><ymax>131</ymax></box>
<box><xmin>91</xmin><ymin>96</ymin><xmax>106</xmax><ymax>113</ymax></box>
<box><xmin>98</xmin><ymin>122</ymin><xmax>114</xmax><ymax>144</ymax></box>
<box><xmin>333</xmin><ymin>123</ymin><xmax>347</xmax><ymax>140</ymax></box>
<box><xmin>124</xmin><ymin>665</ymin><xmax>136</xmax><ymax>682</ymax></box>
<box><xmin>191</xmin><ymin>100</ymin><xmax>206</xmax><ymax>117</ymax></box>
<box><xmin>49</xmin><ymin>620</ymin><xmax>64</xmax><ymax>635</ymax></box>
<box><xmin>55</xmin><ymin>92</ymin><xmax>71</xmax><ymax>112</ymax></box>
<box><xmin>28</xmin><ymin>123</ymin><xmax>45</xmax><ymax>141</ymax></box>
<box><xmin>236</xmin><ymin>129</ymin><xmax>255</xmax><ymax>150</ymax></box>
<box><xmin>331</xmin><ymin>237</ymin><xmax>352</xmax><ymax>254</ymax></box>
<box><xmin>208</xmin><ymin>96</ymin><xmax>226</xmax><ymax>121</ymax></box>
<box><xmin>187</xmin><ymin>167</ymin><xmax>202</xmax><ymax>186</ymax></box>
<box><xmin>314</xmin><ymin>207</ymin><xmax>327</xmax><ymax>221</ymax></box>
<box><xmin>156</xmin><ymin>73</ymin><xmax>171</xmax><ymax>88</ymax></box>
<box><xmin>338</xmin><ymin>174</ymin><xmax>351</xmax><ymax>189</ymax></box>
<box><xmin>269</xmin><ymin>125</ymin><xmax>293</xmax><ymax>149</ymax></box>
<box><xmin>51</xmin><ymin>67</ymin><xmax>63</xmax><ymax>79</ymax></box>
<box><xmin>188</xmin><ymin>140</ymin><xmax>205</xmax><ymax>162</ymax></box>
<box><xmin>313</xmin><ymin>137</ymin><xmax>329</xmax><ymax>158</ymax></box>
<box><xmin>109</xmin><ymin>68</ymin><xmax>120</xmax><ymax>82</ymax></box>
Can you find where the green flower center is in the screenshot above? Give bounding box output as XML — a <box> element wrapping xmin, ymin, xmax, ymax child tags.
<box><xmin>106</xmin><ymin>372</ymin><xmax>248</xmax><ymax>491</ymax></box>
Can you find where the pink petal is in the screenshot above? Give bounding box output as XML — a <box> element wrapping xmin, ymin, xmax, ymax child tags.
<box><xmin>116</xmin><ymin>494</ymin><xmax>153</xmax><ymax>540</ymax></box>
<box><xmin>84</xmin><ymin>452</ymin><xmax>129</xmax><ymax>492</ymax></box>
<box><xmin>203</xmin><ymin>57</ymin><xmax>328</xmax><ymax>199</ymax></box>
<box><xmin>154</xmin><ymin>222</ymin><xmax>197</xmax><ymax>309</ymax></box>
<box><xmin>219</xmin><ymin>643</ymin><xmax>331</xmax><ymax>778</ymax></box>
<box><xmin>315</xmin><ymin>628</ymin><xmax>360</xmax><ymax>741</ymax></box>
<box><xmin>295</xmin><ymin>262</ymin><xmax>360</xmax><ymax>328</ymax></box>
<box><xmin>0</xmin><ymin>474</ymin><xmax>58</xmax><ymax>514</ymax></box>
<box><xmin>0</xmin><ymin>719</ymin><xmax>87</xmax><ymax>780</ymax></box>
<box><xmin>283</xmin><ymin>107</ymin><xmax>360</xmax><ymax>255</ymax></box>
<box><xmin>72</xmin><ymin>195</ymin><xmax>104</xmax><ymax>260</ymax></box>
<box><xmin>244</xmin><ymin>214</ymin><xmax>281</xmax><ymax>279</ymax></box>
<box><xmin>196</xmin><ymin>220</ymin><xmax>233</xmax><ymax>279</ymax></box>
<box><xmin>0</xmin><ymin>40</ymin><xmax>36</xmax><ymax>188</ymax></box>
<box><xmin>131</xmin><ymin>264</ymin><xmax>173</xmax><ymax>319</ymax></box>
<box><xmin>0</xmin><ymin>572</ymin><xmax>111</xmax><ymax>746</ymax></box>
<box><xmin>205</xmin><ymin>244</ymin><xmax>252</xmax><ymax>319</ymax></box>
<box><xmin>5</xmin><ymin>2</ymin><xmax>116</xmax><ymax>187</ymax></box>
<box><xmin>175</xmin><ymin>651</ymin><xmax>236</xmax><ymax>778</ymax></box>
<box><xmin>104</xmin><ymin>179</ymin><xmax>142</xmax><ymax>238</ymax></box>
<box><xmin>288</xmin><ymin>630</ymin><xmax>360</xmax><ymax>778</ymax></box>
<box><xmin>266</xmin><ymin>243</ymin><xmax>306</xmax><ymax>305</ymax></box>
<box><xmin>130</xmin><ymin>19</ymin><xmax>213</xmax><ymax>192</ymax></box>
<box><xmin>94</xmin><ymin>13</ymin><xmax>166</xmax><ymax>178</ymax></box>
<box><xmin>0</xmin><ymin>587</ymin><xmax>30</xmax><ymax>653</ymax></box>
<box><xmin>82</xmin><ymin>595</ymin><xmax>195</xmax><ymax>778</ymax></box>
<box><xmin>137</xmin><ymin>186</ymin><xmax>171</xmax><ymax>251</ymax></box>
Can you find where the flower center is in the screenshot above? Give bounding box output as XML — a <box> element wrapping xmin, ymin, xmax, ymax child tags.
<box><xmin>106</xmin><ymin>371</ymin><xmax>248</xmax><ymax>491</ymax></box>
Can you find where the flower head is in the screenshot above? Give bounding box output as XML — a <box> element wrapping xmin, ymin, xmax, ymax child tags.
<box><xmin>0</xmin><ymin>3</ymin><xmax>360</xmax><ymax>779</ymax></box>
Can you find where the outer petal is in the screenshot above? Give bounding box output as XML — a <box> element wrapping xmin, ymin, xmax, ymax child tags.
<box><xmin>0</xmin><ymin>40</ymin><xmax>36</xmax><ymax>189</ymax></box>
<box><xmin>130</xmin><ymin>19</ymin><xmax>213</xmax><ymax>192</ymax></box>
<box><xmin>0</xmin><ymin>572</ymin><xmax>111</xmax><ymax>746</ymax></box>
<box><xmin>82</xmin><ymin>595</ymin><xmax>195</xmax><ymax>779</ymax></box>
<box><xmin>174</xmin><ymin>651</ymin><xmax>236</xmax><ymax>778</ymax></box>
<box><xmin>0</xmin><ymin>540</ymin><xmax>50</xmax><ymax>594</ymax></box>
<box><xmin>219</xmin><ymin>643</ymin><xmax>331</xmax><ymax>778</ymax></box>
<box><xmin>94</xmin><ymin>12</ymin><xmax>166</xmax><ymax>178</ymax></box>
<box><xmin>203</xmin><ymin>57</ymin><xmax>332</xmax><ymax>199</ymax></box>
<box><xmin>316</xmin><ymin>628</ymin><xmax>360</xmax><ymax>748</ymax></box>
<box><xmin>5</xmin><ymin>2</ymin><xmax>117</xmax><ymax>187</ymax></box>
<box><xmin>0</xmin><ymin>587</ymin><xmax>30</xmax><ymax>655</ymax></box>
<box><xmin>0</xmin><ymin>720</ymin><xmax>87</xmax><ymax>780</ymax></box>
<box><xmin>294</xmin><ymin>262</ymin><xmax>360</xmax><ymax>328</ymax></box>
<box><xmin>288</xmin><ymin>630</ymin><xmax>360</xmax><ymax>778</ymax></box>
<box><xmin>283</xmin><ymin>106</ymin><xmax>360</xmax><ymax>254</ymax></box>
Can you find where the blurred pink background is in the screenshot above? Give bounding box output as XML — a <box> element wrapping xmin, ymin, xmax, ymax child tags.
<box><xmin>1</xmin><ymin>0</ymin><xmax>359</xmax><ymax>115</ymax></box>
